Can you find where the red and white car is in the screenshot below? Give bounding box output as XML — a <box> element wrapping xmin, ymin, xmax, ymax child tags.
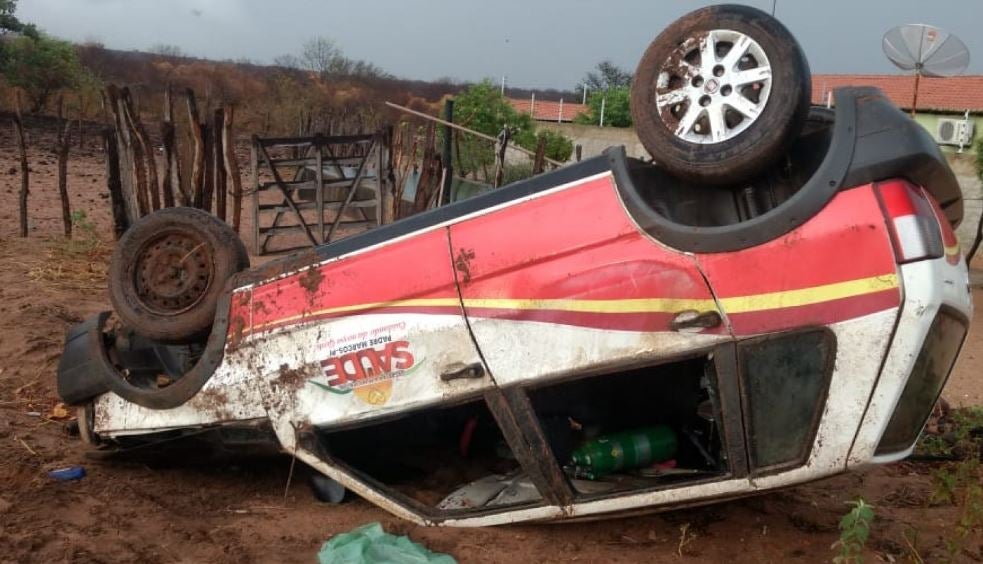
<box><xmin>58</xmin><ymin>6</ymin><xmax>970</xmax><ymax>526</ymax></box>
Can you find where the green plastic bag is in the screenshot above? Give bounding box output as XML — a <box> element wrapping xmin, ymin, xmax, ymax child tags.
<box><xmin>317</xmin><ymin>522</ymin><xmax>456</xmax><ymax>564</ymax></box>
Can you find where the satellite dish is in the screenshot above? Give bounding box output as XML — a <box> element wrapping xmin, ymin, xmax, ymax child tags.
<box><xmin>883</xmin><ymin>24</ymin><xmax>970</xmax><ymax>77</ymax></box>
<box><xmin>882</xmin><ymin>24</ymin><xmax>970</xmax><ymax>115</ymax></box>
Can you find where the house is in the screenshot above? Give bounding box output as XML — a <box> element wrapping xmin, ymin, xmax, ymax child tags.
<box><xmin>512</xmin><ymin>75</ymin><xmax>983</xmax><ymax>154</ymax></box>
<box><xmin>812</xmin><ymin>74</ymin><xmax>983</xmax><ymax>153</ymax></box>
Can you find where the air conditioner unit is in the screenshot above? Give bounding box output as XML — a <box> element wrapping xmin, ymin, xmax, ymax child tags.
<box><xmin>935</xmin><ymin>117</ymin><xmax>975</xmax><ymax>147</ymax></box>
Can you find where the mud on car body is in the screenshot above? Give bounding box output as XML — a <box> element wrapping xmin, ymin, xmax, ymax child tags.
<box><xmin>57</xmin><ymin>6</ymin><xmax>971</xmax><ymax>526</ymax></box>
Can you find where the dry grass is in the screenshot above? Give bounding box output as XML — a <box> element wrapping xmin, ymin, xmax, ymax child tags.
<box><xmin>25</xmin><ymin>247</ymin><xmax>109</xmax><ymax>291</ymax></box>
<box><xmin>0</xmin><ymin>229</ymin><xmax>111</xmax><ymax>292</ymax></box>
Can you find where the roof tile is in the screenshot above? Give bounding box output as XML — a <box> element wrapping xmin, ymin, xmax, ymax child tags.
<box><xmin>812</xmin><ymin>74</ymin><xmax>983</xmax><ymax>113</ymax></box>
<box><xmin>510</xmin><ymin>75</ymin><xmax>983</xmax><ymax>123</ymax></box>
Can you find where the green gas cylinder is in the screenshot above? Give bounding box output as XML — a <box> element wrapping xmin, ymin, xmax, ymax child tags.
<box><xmin>570</xmin><ymin>425</ymin><xmax>677</xmax><ymax>479</ymax></box>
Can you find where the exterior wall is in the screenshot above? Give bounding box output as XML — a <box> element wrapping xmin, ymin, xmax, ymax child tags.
<box><xmin>912</xmin><ymin>112</ymin><xmax>983</xmax><ymax>156</ymax></box>
<box><xmin>538</xmin><ymin>122</ymin><xmax>982</xmax><ymax>251</ymax></box>
<box><xmin>948</xmin><ymin>154</ymin><xmax>982</xmax><ymax>249</ymax></box>
<box><xmin>537</xmin><ymin>122</ymin><xmax>648</xmax><ymax>161</ymax></box>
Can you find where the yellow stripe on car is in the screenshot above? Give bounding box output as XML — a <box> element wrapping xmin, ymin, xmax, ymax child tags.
<box><xmin>716</xmin><ymin>273</ymin><xmax>899</xmax><ymax>314</ymax></box>
<box><xmin>247</xmin><ymin>273</ymin><xmax>899</xmax><ymax>333</ymax></box>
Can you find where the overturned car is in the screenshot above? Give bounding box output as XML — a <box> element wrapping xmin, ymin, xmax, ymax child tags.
<box><xmin>58</xmin><ymin>5</ymin><xmax>971</xmax><ymax>526</ymax></box>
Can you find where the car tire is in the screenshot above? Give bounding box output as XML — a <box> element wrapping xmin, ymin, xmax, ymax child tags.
<box><xmin>630</xmin><ymin>4</ymin><xmax>811</xmax><ymax>185</ymax></box>
<box><xmin>108</xmin><ymin>207</ymin><xmax>249</xmax><ymax>344</ymax></box>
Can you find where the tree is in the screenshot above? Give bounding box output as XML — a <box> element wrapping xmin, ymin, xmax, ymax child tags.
<box><xmin>580</xmin><ymin>60</ymin><xmax>632</xmax><ymax>93</ymax></box>
<box><xmin>453</xmin><ymin>80</ymin><xmax>529</xmax><ymax>137</ymax></box>
<box><xmin>297</xmin><ymin>36</ymin><xmax>390</xmax><ymax>79</ymax></box>
<box><xmin>535</xmin><ymin>129</ymin><xmax>574</xmax><ymax>163</ymax></box>
<box><xmin>0</xmin><ymin>0</ymin><xmax>38</xmax><ymax>38</ymax></box>
<box><xmin>574</xmin><ymin>86</ymin><xmax>632</xmax><ymax>127</ymax></box>
<box><xmin>300</xmin><ymin>37</ymin><xmax>343</xmax><ymax>77</ymax></box>
<box><xmin>452</xmin><ymin>81</ymin><xmax>532</xmax><ymax>174</ymax></box>
<box><xmin>452</xmin><ymin>80</ymin><xmax>574</xmax><ymax>171</ymax></box>
<box><xmin>344</xmin><ymin>59</ymin><xmax>389</xmax><ymax>79</ymax></box>
<box><xmin>272</xmin><ymin>54</ymin><xmax>302</xmax><ymax>69</ymax></box>
<box><xmin>1</xmin><ymin>35</ymin><xmax>84</xmax><ymax>112</ymax></box>
<box><xmin>265</xmin><ymin>71</ymin><xmax>316</xmax><ymax>134</ymax></box>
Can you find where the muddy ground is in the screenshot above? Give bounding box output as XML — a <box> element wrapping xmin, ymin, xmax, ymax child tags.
<box><xmin>0</xmin><ymin>118</ymin><xmax>981</xmax><ymax>563</ymax></box>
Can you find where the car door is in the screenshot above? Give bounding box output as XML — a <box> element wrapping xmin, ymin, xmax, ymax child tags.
<box><xmin>695</xmin><ymin>185</ymin><xmax>902</xmax><ymax>480</ymax></box>
<box><xmin>240</xmin><ymin>227</ymin><xmax>493</xmax><ymax>426</ymax></box>
<box><xmin>447</xmin><ymin>171</ymin><xmax>730</xmax><ymax>388</ymax></box>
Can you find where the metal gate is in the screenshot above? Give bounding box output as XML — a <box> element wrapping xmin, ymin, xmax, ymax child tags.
<box><xmin>250</xmin><ymin>132</ymin><xmax>389</xmax><ymax>255</ymax></box>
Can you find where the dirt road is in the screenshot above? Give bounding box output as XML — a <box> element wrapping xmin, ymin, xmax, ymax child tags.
<box><xmin>0</xmin><ymin>118</ymin><xmax>979</xmax><ymax>563</ymax></box>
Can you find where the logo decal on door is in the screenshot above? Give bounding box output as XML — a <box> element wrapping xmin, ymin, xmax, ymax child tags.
<box><xmin>309</xmin><ymin>340</ymin><xmax>420</xmax><ymax>406</ymax></box>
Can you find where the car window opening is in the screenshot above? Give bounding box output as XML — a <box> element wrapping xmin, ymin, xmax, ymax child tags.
<box><xmin>529</xmin><ymin>356</ymin><xmax>730</xmax><ymax>497</ymax></box>
<box><xmin>876</xmin><ymin>310</ymin><xmax>968</xmax><ymax>455</ymax></box>
<box><xmin>319</xmin><ymin>398</ymin><xmax>538</xmax><ymax>513</ymax></box>
<box><xmin>625</xmin><ymin>109</ymin><xmax>834</xmax><ymax>228</ymax></box>
<box><xmin>106</xmin><ymin>328</ymin><xmax>203</xmax><ymax>390</ymax></box>
<box><xmin>739</xmin><ymin>330</ymin><xmax>834</xmax><ymax>472</ymax></box>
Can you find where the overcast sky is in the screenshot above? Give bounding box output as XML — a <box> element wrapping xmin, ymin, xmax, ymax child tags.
<box><xmin>18</xmin><ymin>0</ymin><xmax>983</xmax><ymax>90</ymax></box>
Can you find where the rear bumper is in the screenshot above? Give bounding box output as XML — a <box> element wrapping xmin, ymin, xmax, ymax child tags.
<box><xmin>56</xmin><ymin>282</ymin><xmax>235</xmax><ymax>410</ymax></box>
<box><xmin>848</xmin><ymin>254</ymin><xmax>973</xmax><ymax>467</ymax></box>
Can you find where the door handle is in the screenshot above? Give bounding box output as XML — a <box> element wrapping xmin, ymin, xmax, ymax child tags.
<box><xmin>440</xmin><ymin>362</ymin><xmax>485</xmax><ymax>381</ymax></box>
<box><xmin>671</xmin><ymin>310</ymin><xmax>722</xmax><ymax>332</ymax></box>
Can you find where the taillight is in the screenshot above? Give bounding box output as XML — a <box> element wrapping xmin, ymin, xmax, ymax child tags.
<box><xmin>875</xmin><ymin>180</ymin><xmax>944</xmax><ymax>263</ymax></box>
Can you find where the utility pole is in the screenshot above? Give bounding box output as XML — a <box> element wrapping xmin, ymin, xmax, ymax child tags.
<box><xmin>600</xmin><ymin>96</ymin><xmax>606</xmax><ymax>127</ymax></box>
<box><xmin>582</xmin><ymin>84</ymin><xmax>589</xmax><ymax>104</ymax></box>
<box><xmin>501</xmin><ymin>75</ymin><xmax>507</xmax><ymax>96</ymax></box>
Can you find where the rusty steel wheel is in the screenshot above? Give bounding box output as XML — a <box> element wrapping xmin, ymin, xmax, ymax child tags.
<box><xmin>631</xmin><ymin>4</ymin><xmax>811</xmax><ymax>185</ymax></box>
<box><xmin>133</xmin><ymin>231</ymin><xmax>214</xmax><ymax>315</ymax></box>
<box><xmin>109</xmin><ymin>208</ymin><xmax>248</xmax><ymax>344</ymax></box>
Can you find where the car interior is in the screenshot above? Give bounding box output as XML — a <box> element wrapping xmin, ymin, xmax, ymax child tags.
<box><xmin>317</xmin><ymin>354</ymin><xmax>730</xmax><ymax>515</ymax></box>
<box><xmin>628</xmin><ymin>108</ymin><xmax>834</xmax><ymax>227</ymax></box>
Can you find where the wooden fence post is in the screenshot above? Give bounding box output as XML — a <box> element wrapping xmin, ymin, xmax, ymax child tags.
<box><xmin>250</xmin><ymin>140</ymin><xmax>259</xmax><ymax>251</ymax></box>
<box><xmin>164</xmin><ymin>87</ymin><xmax>188</xmax><ymax>206</ymax></box>
<box><xmin>202</xmin><ymin>123</ymin><xmax>214</xmax><ymax>212</ymax></box>
<box><xmin>55</xmin><ymin>96</ymin><xmax>73</xmax><ymax>237</ymax></box>
<box><xmin>103</xmin><ymin>129</ymin><xmax>128</xmax><ymax>238</ymax></box>
<box><xmin>440</xmin><ymin>99</ymin><xmax>454</xmax><ymax>206</ymax></box>
<box><xmin>380</xmin><ymin>125</ymin><xmax>395</xmax><ymax>225</ymax></box>
<box><xmin>159</xmin><ymin>88</ymin><xmax>176</xmax><ymax>207</ymax></box>
<box><xmin>107</xmin><ymin>86</ymin><xmax>149</xmax><ymax>218</ymax></box>
<box><xmin>532</xmin><ymin>136</ymin><xmax>546</xmax><ymax>175</ymax></box>
<box><xmin>121</xmin><ymin>87</ymin><xmax>160</xmax><ymax>212</ymax></box>
<box><xmin>222</xmin><ymin>106</ymin><xmax>243</xmax><ymax>231</ymax></box>
<box><xmin>493</xmin><ymin>127</ymin><xmax>511</xmax><ymax>188</ymax></box>
<box><xmin>77</xmin><ymin>93</ymin><xmax>85</xmax><ymax>150</ymax></box>
<box><xmin>160</xmin><ymin>120</ymin><xmax>177</xmax><ymax>208</ymax></box>
<box><xmin>186</xmin><ymin>89</ymin><xmax>205</xmax><ymax>208</ymax></box>
<box><xmin>103</xmin><ymin>86</ymin><xmax>140</xmax><ymax>224</ymax></box>
<box><xmin>413</xmin><ymin>123</ymin><xmax>438</xmax><ymax>213</ymax></box>
<box><xmin>212</xmin><ymin>108</ymin><xmax>227</xmax><ymax>221</ymax></box>
<box><xmin>13</xmin><ymin>93</ymin><xmax>29</xmax><ymax>237</ymax></box>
